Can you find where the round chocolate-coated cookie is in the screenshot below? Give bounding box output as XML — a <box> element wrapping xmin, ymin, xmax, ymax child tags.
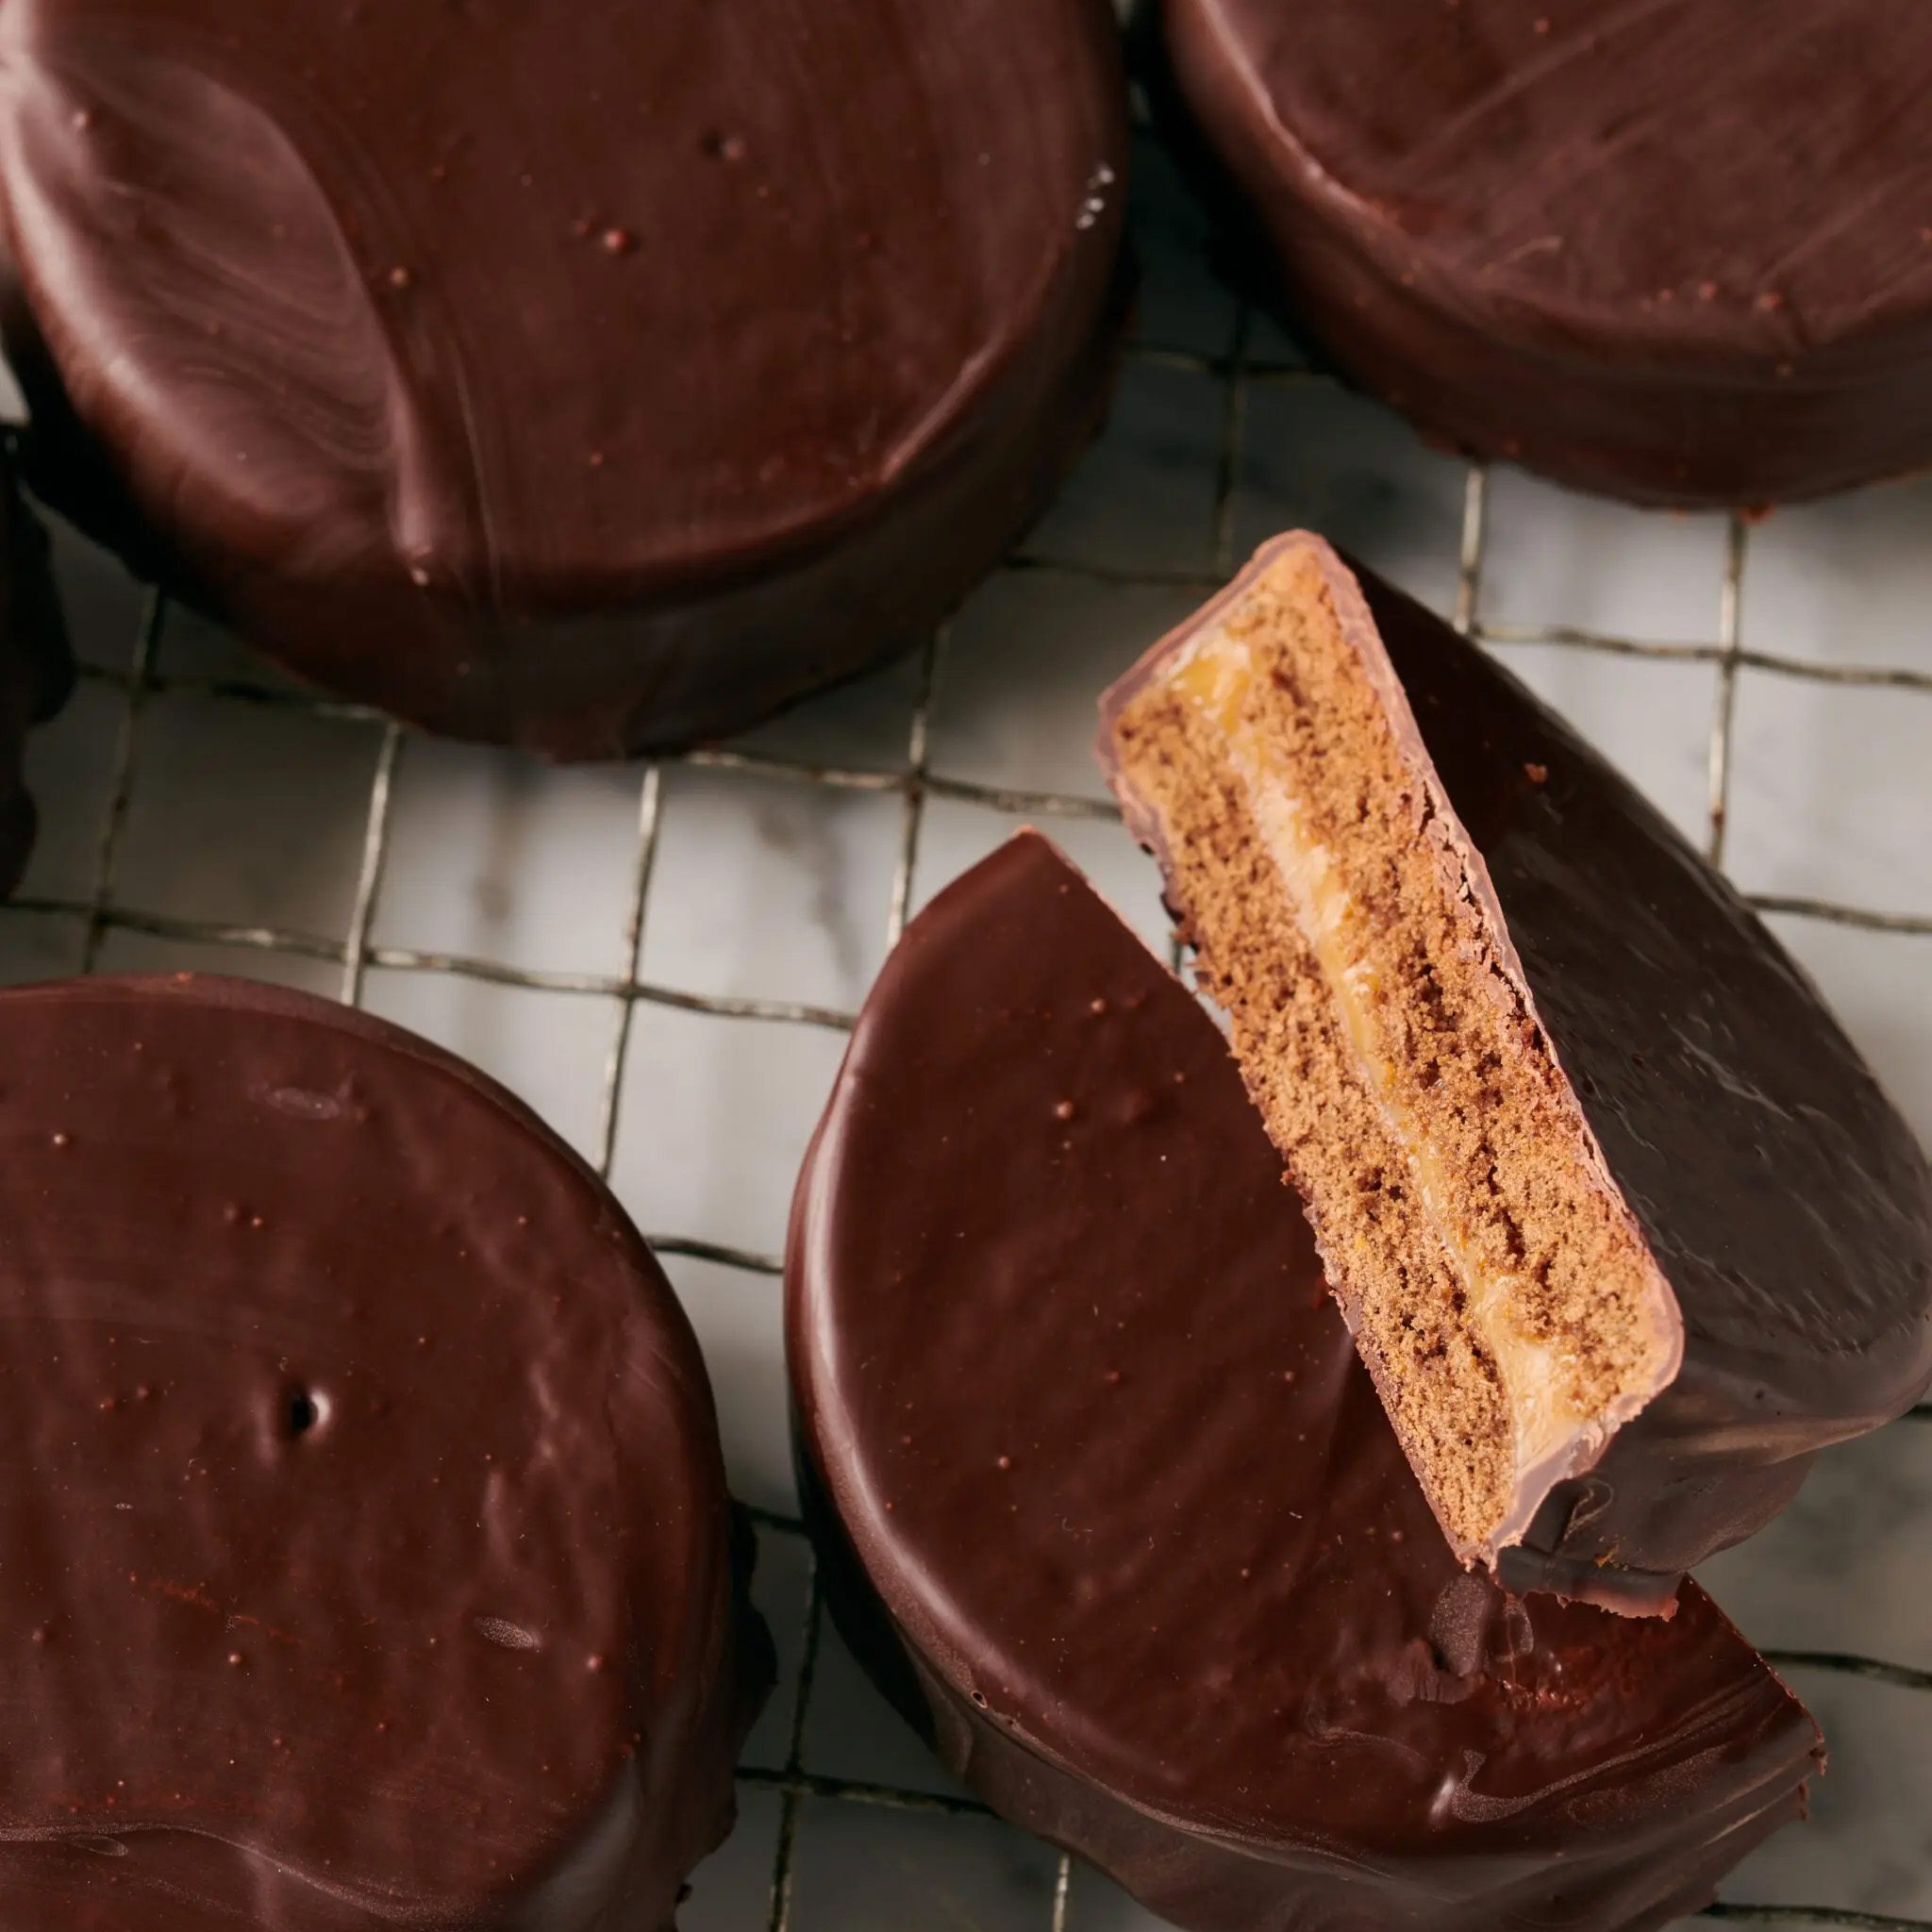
<box><xmin>0</xmin><ymin>0</ymin><xmax>1129</xmax><ymax>754</ymax></box>
<box><xmin>1160</xmin><ymin>0</ymin><xmax>1932</xmax><ymax>506</ymax></box>
<box><xmin>0</xmin><ymin>974</ymin><xmax>769</xmax><ymax>1931</ymax></box>
<box><xmin>789</xmin><ymin>832</ymin><xmax>1820</xmax><ymax>1932</ymax></box>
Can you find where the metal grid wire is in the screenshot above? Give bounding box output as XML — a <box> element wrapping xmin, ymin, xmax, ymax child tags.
<box><xmin>10</xmin><ymin>295</ymin><xmax>1932</xmax><ymax>1932</ymax></box>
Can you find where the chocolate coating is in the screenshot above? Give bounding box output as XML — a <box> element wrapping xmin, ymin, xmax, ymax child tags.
<box><xmin>1356</xmin><ymin>561</ymin><xmax>1932</xmax><ymax>1604</ymax></box>
<box><xmin>0</xmin><ymin>453</ymin><xmax>73</xmax><ymax>893</ymax></box>
<box><xmin>0</xmin><ymin>974</ymin><xmax>769</xmax><ymax>1930</ymax></box>
<box><xmin>1160</xmin><ymin>0</ymin><xmax>1932</xmax><ymax>506</ymax></box>
<box><xmin>1101</xmin><ymin>539</ymin><xmax>1932</xmax><ymax>1609</ymax></box>
<box><xmin>790</xmin><ymin>832</ymin><xmax>1820</xmax><ymax>1932</ymax></box>
<box><xmin>0</xmin><ymin>0</ymin><xmax>1128</xmax><ymax>756</ymax></box>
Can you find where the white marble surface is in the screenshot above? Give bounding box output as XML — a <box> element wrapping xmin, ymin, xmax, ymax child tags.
<box><xmin>8</xmin><ymin>103</ymin><xmax>1932</xmax><ymax>1932</ymax></box>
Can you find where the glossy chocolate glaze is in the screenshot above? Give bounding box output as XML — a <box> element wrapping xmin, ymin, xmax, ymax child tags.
<box><xmin>0</xmin><ymin>0</ymin><xmax>1128</xmax><ymax>756</ymax></box>
<box><xmin>0</xmin><ymin>974</ymin><xmax>770</xmax><ymax>1930</ymax></box>
<box><xmin>1365</xmin><ymin>560</ymin><xmax>1932</xmax><ymax>1601</ymax></box>
<box><xmin>1160</xmin><ymin>0</ymin><xmax>1932</xmax><ymax>507</ymax></box>
<box><xmin>0</xmin><ymin>453</ymin><xmax>72</xmax><ymax>893</ymax></box>
<box><xmin>790</xmin><ymin>832</ymin><xmax>1821</xmax><ymax>1931</ymax></box>
<box><xmin>1100</xmin><ymin>536</ymin><xmax>1932</xmax><ymax>1609</ymax></box>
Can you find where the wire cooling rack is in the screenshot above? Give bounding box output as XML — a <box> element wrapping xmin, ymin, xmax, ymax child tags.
<box><xmin>6</xmin><ymin>106</ymin><xmax>1931</xmax><ymax>1932</ymax></box>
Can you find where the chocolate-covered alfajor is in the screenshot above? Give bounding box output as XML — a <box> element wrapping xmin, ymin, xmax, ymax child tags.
<box><xmin>0</xmin><ymin>0</ymin><xmax>1128</xmax><ymax>755</ymax></box>
<box><xmin>1159</xmin><ymin>0</ymin><xmax>1932</xmax><ymax>507</ymax></box>
<box><xmin>789</xmin><ymin>832</ymin><xmax>1820</xmax><ymax>1932</ymax></box>
<box><xmin>0</xmin><ymin>974</ymin><xmax>769</xmax><ymax>1930</ymax></box>
<box><xmin>1102</xmin><ymin>533</ymin><xmax>1932</xmax><ymax>1612</ymax></box>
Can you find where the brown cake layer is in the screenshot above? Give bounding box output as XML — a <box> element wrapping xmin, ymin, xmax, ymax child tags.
<box><xmin>1101</xmin><ymin>533</ymin><xmax>1932</xmax><ymax>1611</ymax></box>
<box><xmin>789</xmin><ymin>831</ymin><xmax>1822</xmax><ymax>1932</ymax></box>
